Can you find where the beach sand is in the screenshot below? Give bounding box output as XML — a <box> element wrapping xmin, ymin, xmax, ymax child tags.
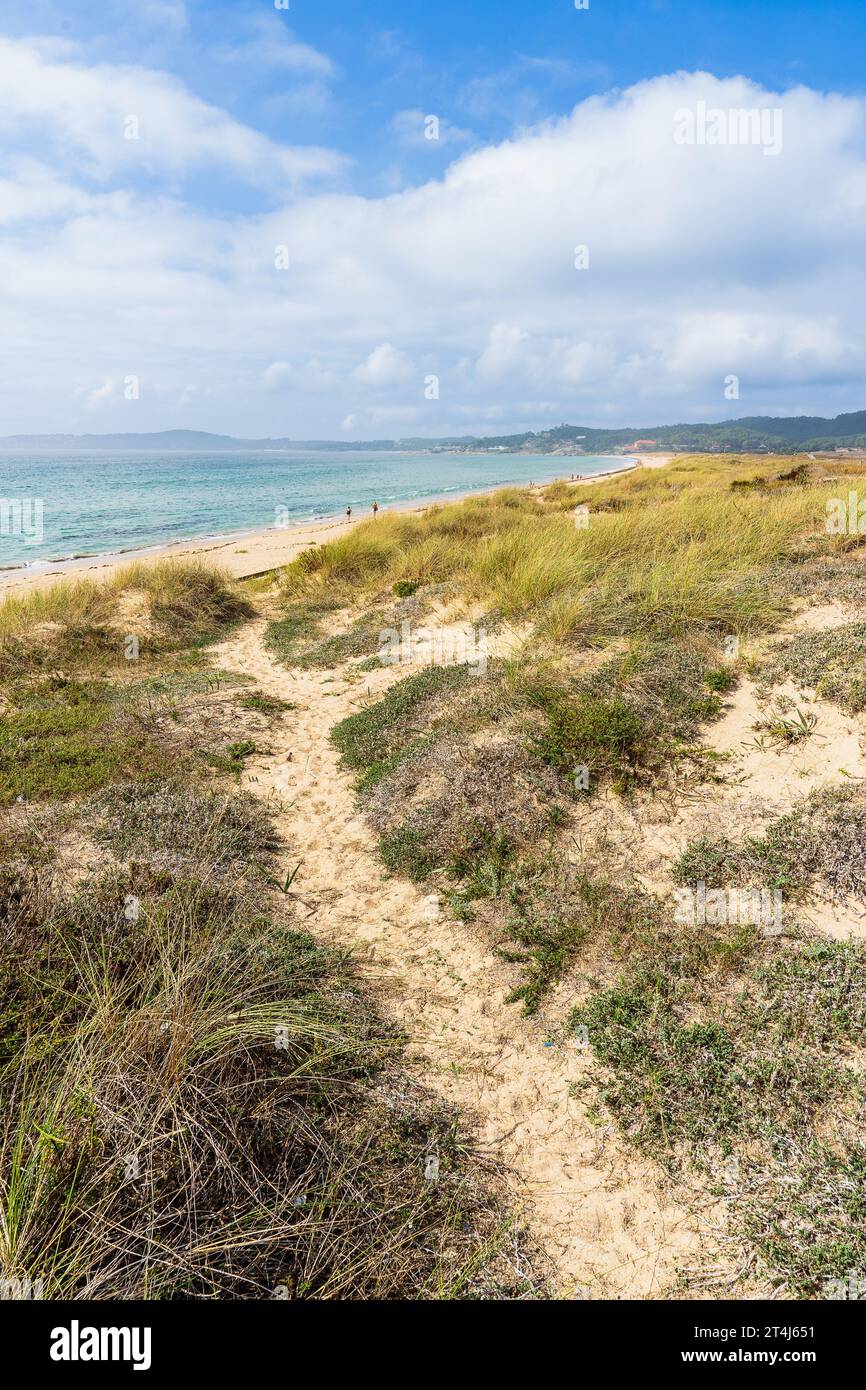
<box><xmin>0</xmin><ymin>455</ymin><xmax>669</xmax><ymax>598</ymax></box>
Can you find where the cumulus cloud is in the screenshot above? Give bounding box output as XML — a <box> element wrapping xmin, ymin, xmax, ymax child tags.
<box><xmin>2</xmin><ymin>55</ymin><xmax>866</xmax><ymax>435</ymax></box>
<box><xmin>0</xmin><ymin>37</ymin><xmax>343</xmax><ymax>189</ymax></box>
<box><xmin>352</xmin><ymin>343</ymin><xmax>415</xmax><ymax>388</ymax></box>
<box><xmin>264</xmin><ymin>359</ymin><xmax>337</xmax><ymax>393</ymax></box>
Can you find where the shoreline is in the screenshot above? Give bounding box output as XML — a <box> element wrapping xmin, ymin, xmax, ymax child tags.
<box><xmin>0</xmin><ymin>455</ymin><xmax>667</xmax><ymax>598</ymax></box>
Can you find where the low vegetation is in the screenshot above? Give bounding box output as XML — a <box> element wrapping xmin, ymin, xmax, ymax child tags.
<box><xmin>673</xmin><ymin>786</ymin><xmax>866</xmax><ymax>903</ymax></box>
<box><xmin>759</xmin><ymin>622</ymin><xmax>866</xmax><ymax>712</ymax></box>
<box><xmin>0</xmin><ymin>561</ymin><xmax>534</xmax><ymax>1301</ymax></box>
<box><xmin>8</xmin><ymin>452</ymin><xmax>866</xmax><ymax>1299</ymax></box>
<box><xmin>295</xmin><ymin>454</ymin><xmax>866</xmax><ymax>1294</ymax></box>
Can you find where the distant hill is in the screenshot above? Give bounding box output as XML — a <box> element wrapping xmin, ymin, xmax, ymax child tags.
<box><xmin>463</xmin><ymin>411</ymin><xmax>866</xmax><ymax>455</ymax></box>
<box><xmin>0</xmin><ymin>429</ymin><xmax>387</xmax><ymax>452</ymax></box>
<box><xmin>2</xmin><ymin>414</ymin><xmax>866</xmax><ymax>454</ymax></box>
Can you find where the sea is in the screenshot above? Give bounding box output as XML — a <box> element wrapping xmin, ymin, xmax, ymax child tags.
<box><xmin>0</xmin><ymin>449</ymin><xmax>630</xmax><ymax>573</ymax></box>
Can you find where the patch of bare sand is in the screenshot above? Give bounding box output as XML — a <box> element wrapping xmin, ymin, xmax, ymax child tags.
<box><xmin>785</xmin><ymin>601</ymin><xmax>857</xmax><ymax>631</ymax></box>
<box><xmin>572</xmin><ymin>667</ymin><xmax>866</xmax><ymax>939</ymax></box>
<box><xmin>210</xmin><ymin>618</ymin><xmax>728</xmax><ymax>1300</ymax></box>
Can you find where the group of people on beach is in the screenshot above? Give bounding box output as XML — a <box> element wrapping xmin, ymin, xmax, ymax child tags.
<box><xmin>343</xmin><ymin>472</ymin><xmax>595</xmax><ymax>524</ymax></box>
<box><xmin>345</xmin><ymin>502</ymin><xmax>378</xmax><ymax>521</ymax></box>
<box><xmin>345</xmin><ymin>478</ymin><xmax>584</xmax><ymax>524</ymax></box>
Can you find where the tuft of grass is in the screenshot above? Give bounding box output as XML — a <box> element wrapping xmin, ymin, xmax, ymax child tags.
<box><xmin>527</xmin><ymin>686</ymin><xmax>645</xmax><ymax>788</ymax></box>
<box><xmin>0</xmin><ymin>865</ymin><xmax>530</xmax><ymax>1299</ymax></box>
<box><xmin>235</xmin><ymin>690</ymin><xmax>295</xmax><ymax>715</ymax></box>
<box><xmin>753</xmin><ymin>705</ymin><xmax>817</xmax><ymax>747</ymax></box>
<box><xmin>704</xmin><ymin>664</ymin><xmax>738</xmax><ymax>693</ymax></box>
<box><xmin>378</xmin><ymin>825</ymin><xmax>437</xmax><ymax>879</ymax></box>
<box><xmin>0</xmin><ymin>561</ymin><xmax>251</xmax><ymax>679</ymax></box>
<box><xmin>117</xmin><ymin>559</ymin><xmax>252</xmax><ymax>642</ymax></box>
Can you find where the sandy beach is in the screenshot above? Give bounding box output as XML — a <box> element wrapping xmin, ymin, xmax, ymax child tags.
<box><xmin>0</xmin><ymin>455</ymin><xmax>668</xmax><ymax>598</ymax></box>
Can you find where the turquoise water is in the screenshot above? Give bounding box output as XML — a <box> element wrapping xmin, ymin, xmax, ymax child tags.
<box><xmin>0</xmin><ymin>450</ymin><xmax>628</xmax><ymax>571</ymax></box>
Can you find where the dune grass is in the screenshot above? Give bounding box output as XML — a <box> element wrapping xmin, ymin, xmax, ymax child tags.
<box><xmin>0</xmin><ymin>559</ymin><xmax>534</xmax><ymax>1301</ymax></box>
<box><xmin>0</xmin><ymin>559</ymin><xmax>251</xmax><ymax>677</ymax></box>
<box><xmin>279</xmin><ymin>456</ymin><xmax>851</xmax><ymax>646</ymax></box>
<box><xmin>0</xmin><ymin>860</ymin><xmax>526</xmax><ymax>1299</ymax></box>
<box><xmin>6</xmin><ymin>458</ymin><xmax>866</xmax><ymax>1298</ymax></box>
<box><xmin>315</xmin><ymin>456</ymin><xmax>866</xmax><ymax>1292</ymax></box>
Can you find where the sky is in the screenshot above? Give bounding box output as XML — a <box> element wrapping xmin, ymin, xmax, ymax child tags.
<box><xmin>1</xmin><ymin>0</ymin><xmax>866</xmax><ymax>439</ymax></box>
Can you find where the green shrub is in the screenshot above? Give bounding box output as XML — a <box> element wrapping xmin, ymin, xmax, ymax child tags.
<box><xmin>705</xmin><ymin>665</ymin><xmax>737</xmax><ymax>693</ymax></box>
<box><xmin>529</xmin><ymin>688</ymin><xmax>644</xmax><ymax>786</ymax></box>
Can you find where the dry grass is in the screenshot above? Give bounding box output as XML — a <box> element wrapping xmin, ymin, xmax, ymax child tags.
<box><xmin>0</xmin><ymin>863</ymin><xmax>530</xmax><ymax>1299</ymax></box>
<box><xmin>280</xmin><ymin>455</ymin><xmax>862</xmax><ymax>646</ymax></box>
<box><xmin>0</xmin><ymin>567</ymin><xmax>537</xmax><ymax>1302</ymax></box>
<box><xmin>0</xmin><ymin>560</ymin><xmax>251</xmax><ymax>678</ymax></box>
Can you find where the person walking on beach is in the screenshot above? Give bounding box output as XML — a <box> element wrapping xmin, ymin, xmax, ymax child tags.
<box><xmin>346</xmin><ymin>506</ymin><xmax>352</xmax><ymax>520</ymax></box>
<box><xmin>372</xmin><ymin>501</ymin><xmax>379</xmax><ymax>518</ymax></box>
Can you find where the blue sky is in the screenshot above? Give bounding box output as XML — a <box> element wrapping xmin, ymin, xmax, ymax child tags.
<box><xmin>1</xmin><ymin>0</ymin><xmax>865</xmax><ymax>436</ymax></box>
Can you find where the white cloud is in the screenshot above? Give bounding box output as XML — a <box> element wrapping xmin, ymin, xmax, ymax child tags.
<box><xmin>264</xmin><ymin>359</ymin><xmax>337</xmax><ymax>393</ymax></box>
<box><xmin>2</xmin><ymin>63</ymin><xmax>866</xmax><ymax>434</ymax></box>
<box><xmin>353</xmin><ymin>343</ymin><xmax>414</xmax><ymax>388</ymax></box>
<box><xmin>212</xmin><ymin>17</ymin><xmax>335</xmax><ymax>78</ymax></box>
<box><xmin>0</xmin><ymin>37</ymin><xmax>343</xmax><ymax>190</ymax></box>
<box><xmin>476</xmin><ymin>324</ymin><xmax>531</xmax><ymax>382</ymax></box>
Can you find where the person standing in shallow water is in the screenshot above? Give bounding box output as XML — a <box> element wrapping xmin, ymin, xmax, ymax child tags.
<box><xmin>372</xmin><ymin>501</ymin><xmax>379</xmax><ymax>518</ymax></box>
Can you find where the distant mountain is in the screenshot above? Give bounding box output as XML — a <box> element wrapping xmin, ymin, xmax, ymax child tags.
<box><xmin>0</xmin><ymin>429</ymin><xmax>384</xmax><ymax>452</ymax></box>
<box><xmin>0</xmin><ymin>429</ymin><xmax>475</xmax><ymax>452</ymax></box>
<box><xmin>2</xmin><ymin>414</ymin><xmax>866</xmax><ymax>454</ymax></box>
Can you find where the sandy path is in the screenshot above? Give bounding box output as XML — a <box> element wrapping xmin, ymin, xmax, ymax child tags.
<box><xmin>211</xmin><ymin>618</ymin><xmax>721</xmax><ymax>1299</ymax></box>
